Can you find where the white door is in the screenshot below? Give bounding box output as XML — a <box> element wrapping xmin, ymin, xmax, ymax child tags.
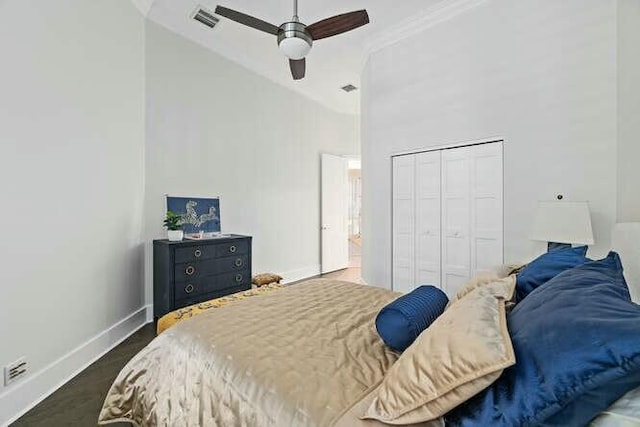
<box><xmin>415</xmin><ymin>151</ymin><xmax>442</xmax><ymax>288</ymax></box>
<box><xmin>469</xmin><ymin>143</ymin><xmax>504</xmax><ymax>275</ymax></box>
<box><xmin>392</xmin><ymin>155</ymin><xmax>415</xmax><ymax>293</ymax></box>
<box><xmin>441</xmin><ymin>146</ymin><xmax>472</xmax><ymax>297</ymax></box>
<box><xmin>321</xmin><ymin>154</ymin><xmax>349</xmax><ymax>274</ymax></box>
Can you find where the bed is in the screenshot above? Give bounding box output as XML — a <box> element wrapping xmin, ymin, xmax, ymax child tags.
<box><xmin>99</xmin><ymin>223</ymin><xmax>640</xmax><ymax>426</ymax></box>
<box><xmin>99</xmin><ymin>279</ymin><xmax>422</xmax><ymax>426</ymax></box>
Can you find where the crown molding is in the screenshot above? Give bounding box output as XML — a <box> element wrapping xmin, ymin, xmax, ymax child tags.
<box><xmin>130</xmin><ymin>0</ymin><xmax>156</xmax><ymax>17</ymax></box>
<box><xmin>361</xmin><ymin>0</ymin><xmax>488</xmax><ymax>66</ymax></box>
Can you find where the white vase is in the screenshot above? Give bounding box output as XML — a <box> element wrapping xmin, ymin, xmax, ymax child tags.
<box><xmin>167</xmin><ymin>230</ymin><xmax>184</xmax><ymax>242</ymax></box>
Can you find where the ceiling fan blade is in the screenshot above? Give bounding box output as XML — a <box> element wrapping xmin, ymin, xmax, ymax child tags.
<box><xmin>289</xmin><ymin>58</ymin><xmax>306</xmax><ymax>80</ymax></box>
<box><xmin>215</xmin><ymin>5</ymin><xmax>280</xmax><ymax>36</ymax></box>
<box><xmin>307</xmin><ymin>10</ymin><xmax>369</xmax><ymax>41</ymax></box>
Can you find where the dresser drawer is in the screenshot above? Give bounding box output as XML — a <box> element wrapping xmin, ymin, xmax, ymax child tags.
<box><xmin>174</xmin><ymin>240</ymin><xmax>250</xmax><ymax>263</ymax></box>
<box><xmin>174</xmin><ymin>255</ymin><xmax>248</xmax><ymax>282</ymax></box>
<box><xmin>175</xmin><ymin>282</ymin><xmax>251</xmax><ymax>308</ymax></box>
<box><xmin>174</xmin><ymin>269</ymin><xmax>251</xmax><ymax>300</ymax></box>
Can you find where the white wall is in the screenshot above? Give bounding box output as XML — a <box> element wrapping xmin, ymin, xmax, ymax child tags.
<box><xmin>0</xmin><ymin>5</ymin><xmax>358</xmax><ymax>421</ymax></box>
<box><xmin>0</xmin><ymin>0</ymin><xmax>145</xmax><ymax>423</ymax></box>
<box><xmin>144</xmin><ymin>21</ymin><xmax>359</xmax><ymax>302</ymax></box>
<box><xmin>362</xmin><ymin>0</ymin><xmax>620</xmax><ymax>287</ymax></box>
<box><xmin>617</xmin><ymin>0</ymin><xmax>640</xmax><ymax>222</ymax></box>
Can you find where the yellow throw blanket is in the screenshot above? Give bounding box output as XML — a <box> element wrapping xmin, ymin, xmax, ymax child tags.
<box><xmin>157</xmin><ymin>283</ymin><xmax>284</xmax><ymax>334</ymax></box>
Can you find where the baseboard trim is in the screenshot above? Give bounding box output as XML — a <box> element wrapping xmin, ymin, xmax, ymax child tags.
<box><xmin>0</xmin><ymin>305</ymin><xmax>152</xmax><ymax>426</ymax></box>
<box><xmin>145</xmin><ymin>304</ymin><xmax>154</xmax><ymax>323</ymax></box>
<box><xmin>280</xmin><ymin>265</ymin><xmax>321</xmax><ymax>284</ymax></box>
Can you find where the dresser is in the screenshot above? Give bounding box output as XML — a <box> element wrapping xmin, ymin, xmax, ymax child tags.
<box><xmin>153</xmin><ymin>235</ymin><xmax>252</xmax><ymax>319</ymax></box>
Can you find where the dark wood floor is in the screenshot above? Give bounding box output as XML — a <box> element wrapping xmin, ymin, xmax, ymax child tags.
<box><xmin>12</xmin><ymin>323</ymin><xmax>156</xmax><ymax>427</ymax></box>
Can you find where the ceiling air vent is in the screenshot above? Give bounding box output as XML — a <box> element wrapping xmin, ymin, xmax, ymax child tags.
<box><xmin>193</xmin><ymin>7</ymin><xmax>220</xmax><ymax>29</ymax></box>
<box><xmin>341</xmin><ymin>84</ymin><xmax>358</xmax><ymax>93</ymax></box>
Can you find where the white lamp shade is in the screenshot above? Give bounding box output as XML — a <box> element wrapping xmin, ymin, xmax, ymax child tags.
<box><xmin>530</xmin><ymin>201</ymin><xmax>595</xmax><ymax>245</ymax></box>
<box><xmin>279</xmin><ymin>37</ymin><xmax>311</xmax><ymax>60</ymax></box>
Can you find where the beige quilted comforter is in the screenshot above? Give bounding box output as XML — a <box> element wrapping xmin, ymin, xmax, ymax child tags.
<box><xmin>98</xmin><ymin>279</ymin><xmax>438</xmax><ymax>427</ymax></box>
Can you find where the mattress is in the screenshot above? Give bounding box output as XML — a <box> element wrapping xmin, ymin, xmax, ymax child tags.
<box><xmin>99</xmin><ymin>279</ymin><xmax>440</xmax><ymax>426</ymax></box>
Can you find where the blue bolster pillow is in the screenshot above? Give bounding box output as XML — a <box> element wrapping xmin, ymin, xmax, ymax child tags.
<box><xmin>376</xmin><ymin>285</ymin><xmax>449</xmax><ymax>352</ymax></box>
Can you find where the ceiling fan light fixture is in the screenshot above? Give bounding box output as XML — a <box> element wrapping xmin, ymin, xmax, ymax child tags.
<box><xmin>277</xmin><ymin>22</ymin><xmax>312</xmax><ymax>60</ymax></box>
<box><xmin>279</xmin><ymin>37</ymin><xmax>311</xmax><ymax>60</ymax></box>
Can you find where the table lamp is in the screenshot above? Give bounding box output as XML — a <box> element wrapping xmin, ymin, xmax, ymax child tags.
<box><xmin>530</xmin><ymin>201</ymin><xmax>595</xmax><ymax>251</ymax></box>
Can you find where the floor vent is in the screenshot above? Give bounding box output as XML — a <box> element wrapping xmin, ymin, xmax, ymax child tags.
<box><xmin>4</xmin><ymin>358</ymin><xmax>27</xmax><ymax>386</ymax></box>
<box><xmin>193</xmin><ymin>7</ymin><xmax>220</xmax><ymax>29</ymax></box>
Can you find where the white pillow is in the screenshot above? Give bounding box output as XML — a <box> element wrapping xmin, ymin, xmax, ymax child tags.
<box><xmin>590</xmin><ymin>386</ymin><xmax>640</xmax><ymax>426</ymax></box>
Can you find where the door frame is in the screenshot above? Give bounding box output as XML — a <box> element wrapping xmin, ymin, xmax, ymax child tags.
<box><xmin>390</xmin><ymin>137</ymin><xmax>505</xmax><ymax>291</ymax></box>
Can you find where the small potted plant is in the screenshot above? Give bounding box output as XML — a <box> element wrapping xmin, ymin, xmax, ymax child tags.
<box><xmin>164</xmin><ymin>211</ymin><xmax>184</xmax><ymax>241</ymax></box>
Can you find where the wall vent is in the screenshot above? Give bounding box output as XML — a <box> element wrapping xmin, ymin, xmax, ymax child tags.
<box><xmin>341</xmin><ymin>84</ymin><xmax>358</xmax><ymax>93</ymax></box>
<box><xmin>4</xmin><ymin>358</ymin><xmax>27</xmax><ymax>386</ymax></box>
<box><xmin>193</xmin><ymin>7</ymin><xmax>220</xmax><ymax>29</ymax></box>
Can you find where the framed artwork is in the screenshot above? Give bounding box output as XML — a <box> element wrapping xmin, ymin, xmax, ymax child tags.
<box><xmin>166</xmin><ymin>195</ymin><xmax>221</xmax><ymax>235</ymax></box>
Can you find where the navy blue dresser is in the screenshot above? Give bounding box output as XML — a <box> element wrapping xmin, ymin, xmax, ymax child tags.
<box><xmin>153</xmin><ymin>235</ymin><xmax>252</xmax><ymax>319</ymax></box>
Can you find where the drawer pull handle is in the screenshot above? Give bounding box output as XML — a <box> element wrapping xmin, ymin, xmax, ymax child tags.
<box><xmin>186</xmin><ymin>265</ymin><xmax>195</xmax><ymax>276</ymax></box>
<box><xmin>235</xmin><ymin>274</ymin><xmax>243</xmax><ymax>283</ymax></box>
<box><xmin>194</xmin><ymin>249</ymin><xmax>202</xmax><ymax>258</ymax></box>
<box><xmin>229</xmin><ymin>245</ymin><xmax>237</xmax><ymax>253</ymax></box>
<box><xmin>234</xmin><ymin>258</ymin><xmax>243</xmax><ymax>267</ymax></box>
<box><xmin>185</xmin><ymin>284</ymin><xmax>195</xmax><ymax>294</ymax></box>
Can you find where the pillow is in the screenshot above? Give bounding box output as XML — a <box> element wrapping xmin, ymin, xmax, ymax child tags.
<box><xmin>362</xmin><ymin>276</ymin><xmax>516</xmax><ymax>424</ymax></box>
<box><xmin>451</xmin><ymin>272</ymin><xmax>501</xmax><ymax>303</ymax></box>
<box><xmin>251</xmin><ymin>273</ymin><xmax>282</xmax><ymax>286</ymax></box>
<box><xmin>515</xmin><ymin>245</ymin><xmax>589</xmax><ymax>301</ymax></box>
<box><xmin>376</xmin><ymin>285</ymin><xmax>449</xmax><ymax>352</ymax></box>
<box><xmin>592</xmin><ymin>386</ymin><xmax>640</xmax><ymax>426</ymax></box>
<box><xmin>447</xmin><ymin>252</ymin><xmax>640</xmax><ymax>427</ymax></box>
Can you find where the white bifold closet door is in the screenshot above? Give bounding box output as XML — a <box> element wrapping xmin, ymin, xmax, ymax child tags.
<box><xmin>468</xmin><ymin>142</ymin><xmax>504</xmax><ymax>277</ymax></box>
<box><xmin>441</xmin><ymin>146</ymin><xmax>472</xmax><ymax>295</ymax></box>
<box><xmin>392</xmin><ymin>155</ymin><xmax>416</xmax><ymax>294</ymax></box>
<box><xmin>392</xmin><ymin>142</ymin><xmax>503</xmax><ymax>297</ymax></box>
<box><xmin>415</xmin><ymin>151</ymin><xmax>442</xmax><ymax>289</ymax></box>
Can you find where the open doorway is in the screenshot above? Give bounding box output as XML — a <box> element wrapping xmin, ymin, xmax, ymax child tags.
<box><xmin>347</xmin><ymin>158</ymin><xmax>361</xmax><ymax>272</ymax></box>
<box><xmin>320</xmin><ymin>154</ymin><xmax>362</xmax><ymax>283</ymax></box>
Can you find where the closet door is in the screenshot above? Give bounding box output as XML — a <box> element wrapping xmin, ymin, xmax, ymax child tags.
<box><xmin>392</xmin><ymin>155</ymin><xmax>415</xmax><ymax>293</ymax></box>
<box><xmin>469</xmin><ymin>143</ymin><xmax>503</xmax><ymax>274</ymax></box>
<box><xmin>415</xmin><ymin>151</ymin><xmax>442</xmax><ymax>287</ymax></box>
<box><xmin>441</xmin><ymin>147</ymin><xmax>472</xmax><ymax>297</ymax></box>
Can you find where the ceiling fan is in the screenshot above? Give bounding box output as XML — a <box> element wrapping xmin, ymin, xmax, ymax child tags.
<box><xmin>214</xmin><ymin>0</ymin><xmax>369</xmax><ymax>80</ymax></box>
